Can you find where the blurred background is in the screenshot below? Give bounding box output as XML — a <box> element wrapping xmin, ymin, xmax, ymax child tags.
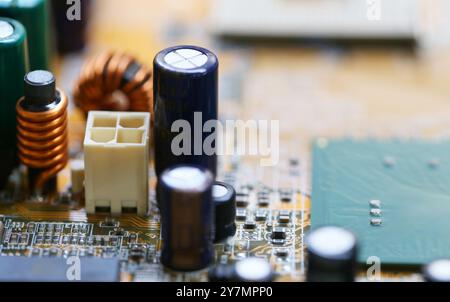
<box><xmin>54</xmin><ymin>0</ymin><xmax>450</xmax><ymax>158</ymax></box>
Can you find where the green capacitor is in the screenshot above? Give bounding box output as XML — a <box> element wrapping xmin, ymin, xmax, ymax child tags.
<box><xmin>0</xmin><ymin>17</ymin><xmax>29</xmax><ymax>189</ymax></box>
<box><xmin>0</xmin><ymin>0</ymin><xmax>52</xmax><ymax>70</ymax></box>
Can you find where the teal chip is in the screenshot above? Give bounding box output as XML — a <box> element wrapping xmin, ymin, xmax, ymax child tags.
<box><xmin>311</xmin><ymin>139</ymin><xmax>450</xmax><ymax>266</ymax></box>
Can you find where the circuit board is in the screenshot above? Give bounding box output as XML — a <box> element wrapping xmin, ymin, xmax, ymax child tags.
<box><xmin>0</xmin><ymin>151</ymin><xmax>310</xmax><ymax>282</ymax></box>
<box><xmin>312</xmin><ymin>139</ymin><xmax>450</xmax><ymax>266</ymax></box>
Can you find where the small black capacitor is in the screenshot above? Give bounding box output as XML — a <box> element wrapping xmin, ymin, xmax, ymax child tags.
<box><xmin>213</xmin><ymin>181</ymin><xmax>237</xmax><ymax>243</ymax></box>
<box><xmin>159</xmin><ymin>165</ymin><xmax>214</xmax><ymax>271</ymax></box>
<box><xmin>153</xmin><ymin>46</ymin><xmax>219</xmax><ymax>178</ymax></box>
<box><xmin>51</xmin><ymin>0</ymin><xmax>91</xmax><ymax>54</ymax></box>
<box><xmin>423</xmin><ymin>259</ymin><xmax>450</xmax><ymax>282</ymax></box>
<box><xmin>306</xmin><ymin>226</ymin><xmax>358</xmax><ymax>282</ymax></box>
<box><xmin>208</xmin><ymin>258</ymin><xmax>274</xmax><ymax>282</ymax></box>
<box><xmin>234</xmin><ymin>258</ymin><xmax>274</xmax><ymax>282</ymax></box>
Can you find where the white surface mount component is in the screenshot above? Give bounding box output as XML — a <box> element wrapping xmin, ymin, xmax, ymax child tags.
<box><xmin>84</xmin><ymin>111</ymin><xmax>150</xmax><ymax>216</ymax></box>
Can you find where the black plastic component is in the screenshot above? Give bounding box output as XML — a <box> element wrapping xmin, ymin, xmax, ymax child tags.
<box><xmin>51</xmin><ymin>0</ymin><xmax>91</xmax><ymax>54</ymax></box>
<box><xmin>306</xmin><ymin>226</ymin><xmax>358</xmax><ymax>282</ymax></box>
<box><xmin>153</xmin><ymin>45</ymin><xmax>219</xmax><ymax>177</ymax></box>
<box><xmin>213</xmin><ymin>181</ymin><xmax>237</xmax><ymax>243</ymax></box>
<box><xmin>159</xmin><ymin>165</ymin><xmax>214</xmax><ymax>271</ymax></box>
<box><xmin>23</xmin><ymin>70</ymin><xmax>56</xmax><ymax>108</ymax></box>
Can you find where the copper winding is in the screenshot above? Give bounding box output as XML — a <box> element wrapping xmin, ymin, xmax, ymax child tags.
<box><xmin>73</xmin><ymin>51</ymin><xmax>153</xmax><ymax>114</ymax></box>
<box><xmin>16</xmin><ymin>91</ymin><xmax>69</xmax><ymax>190</ymax></box>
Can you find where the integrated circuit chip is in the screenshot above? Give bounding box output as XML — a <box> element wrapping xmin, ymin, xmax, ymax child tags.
<box><xmin>311</xmin><ymin>139</ymin><xmax>450</xmax><ymax>266</ymax></box>
<box><xmin>0</xmin><ymin>257</ymin><xmax>120</xmax><ymax>282</ymax></box>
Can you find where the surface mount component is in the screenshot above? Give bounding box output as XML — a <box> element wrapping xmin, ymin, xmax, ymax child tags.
<box><xmin>423</xmin><ymin>259</ymin><xmax>450</xmax><ymax>282</ymax></box>
<box><xmin>305</xmin><ymin>226</ymin><xmax>358</xmax><ymax>282</ymax></box>
<box><xmin>0</xmin><ymin>256</ymin><xmax>120</xmax><ymax>282</ymax></box>
<box><xmin>74</xmin><ymin>52</ymin><xmax>153</xmax><ymax>115</ymax></box>
<box><xmin>70</xmin><ymin>159</ymin><xmax>85</xmax><ymax>196</ymax></box>
<box><xmin>213</xmin><ymin>181</ymin><xmax>237</xmax><ymax>243</ymax></box>
<box><xmin>159</xmin><ymin>165</ymin><xmax>214</xmax><ymax>271</ymax></box>
<box><xmin>312</xmin><ymin>140</ymin><xmax>450</xmax><ymax>265</ymax></box>
<box><xmin>0</xmin><ymin>0</ymin><xmax>51</xmax><ymax>70</ymax></box>
<box><xmin>84</xmin><ymin>111</ymin><xmax>150</xmax><ymax>216</ymax></box>
<box><xmin>153</xmin><ymin>45</ymin><xmax>219</xmax><ymax>177</ymax></box>
<box><xmin>0</xmin><ymin>18</ymin><xmax>28</xmax><ymax>190</ymax></box>
<box><xmin>16</xmin><ymin>70</ymin><xmax>68</xmax><ymax>194</ymax></box>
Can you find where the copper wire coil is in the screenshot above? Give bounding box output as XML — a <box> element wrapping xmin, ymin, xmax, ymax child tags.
<box><xmin>73</xmin><ymin>51</ymin><xmax>153</xmax><ymax>114</ymax></box>
<box><xmin>16</xmin><ymin>91</ymin><xmax>69</xmax><ymax>190</ymax></box>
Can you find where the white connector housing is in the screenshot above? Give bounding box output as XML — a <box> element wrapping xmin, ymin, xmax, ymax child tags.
<box><xmin>84</xmin><ymin>111</ymin><xmax>150</xmax><ymax>216</ymax></box>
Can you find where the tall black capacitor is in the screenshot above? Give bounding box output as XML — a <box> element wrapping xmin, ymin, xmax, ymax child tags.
<box><xmin>153</xmin><ymin>46</ymin><xmax>218</xmax><ymax>177</ymax></box>
<box><xmin>159</xmin><ymin>165</ymin><xmax>214</xmax><ymax>271</ymax></box>
<box><xmin>306</xmin><ymin>226</ymin><xmax>358</xmax><ymax>282</ymax></box>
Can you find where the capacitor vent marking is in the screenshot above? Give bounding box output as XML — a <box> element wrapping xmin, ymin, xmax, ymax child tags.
<box><xmin>0</xmin><ymin>21</ymin><xmax>14</xmax><ymax>39</ymax></box>
<box><xmin>213</xmin><ymin>185</ymin><xmax>229</xmax><ymax>198</ymax></box>
<box><xmin>163</xmin><ymin>166</ymin><xmax>211</xmax><ymax>191</ymax></box>
<box><xmin>163</xmin><ymin>48</ymin><xmax>208</xmax><ymax>69</ymax></box>
<box><xmin>235</xmin><ymin>258</ymin><xmax>273</xmax><ymax>282</ymax></box>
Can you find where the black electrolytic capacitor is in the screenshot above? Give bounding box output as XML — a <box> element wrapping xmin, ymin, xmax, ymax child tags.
<box><xmin>209</xmin><ymin>258</ymin><xmax>274</xmax><ymax>282</ymax></box>
<box><xmin>234</xmin><ymin>258</ymin><xmax>274</xmax><ymax>282</ymax></box>
<box><xmin>153</xmin><ymin>46</ymin><xmax>218</xmax><ymax>178</ymax></box>
<box><xmin>306</xmin><ymin>226</ymin><xmax>358</xmax><ymax>282</ymax></box>
<box><xmin>159</xmin><ymin>165</ymin><xmax>214</xmax><ymax>271</ymax></box>
<box><xmin>213</xmin><ymin>181</ymin><xmax>237</xmax><ymax>243</ymax></box>
<box><xmin>51</xmin><ymin>0</ymin><xmax>91</xmax><ymax>54</ymax></box>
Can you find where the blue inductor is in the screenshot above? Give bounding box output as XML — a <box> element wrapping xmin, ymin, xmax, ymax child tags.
<box><xmin>153</xmin><ymin>46</ymin><xmax>218</xmax><ymax>178</ymax></box>
<box><xmin>159</xmin><ymin>165</ymin><xmax>214</xmax><ymax>271</ymax></box>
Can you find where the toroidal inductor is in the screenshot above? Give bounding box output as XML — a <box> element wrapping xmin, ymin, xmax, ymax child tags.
<box><xmin>16</xmin><ymin>70</ymin><xmax>69</xmax><ymax>195</ymax></box>
<box><xmin>73</xmin><ymin>51</ymin><xmax>153</xmax><ymax>114</ymax></box>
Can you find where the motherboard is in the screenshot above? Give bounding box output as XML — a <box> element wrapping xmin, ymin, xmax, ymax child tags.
<box><xmin>2</xmin><ymin>0</ymin><xmax>450</xmax><ymax>284</ymax></box>
<box><xmin>0</xmin><ymin>121</ymin><xmax>310</xmax><ymax>282</ymax></box>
